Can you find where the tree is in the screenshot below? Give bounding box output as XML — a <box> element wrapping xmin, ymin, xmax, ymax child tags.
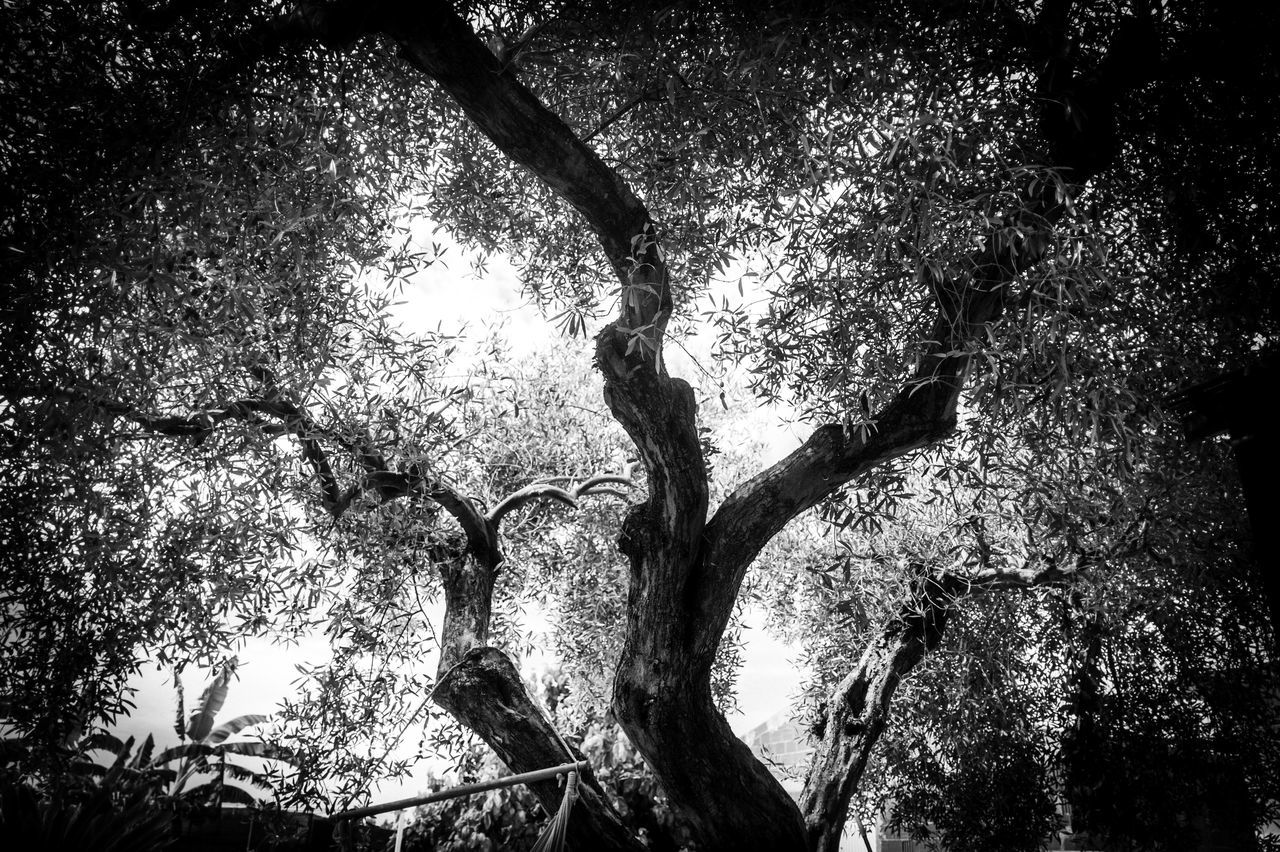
<box><xmin>776</xmin><ymin>435</ymin><xmax>1279</xmax><ymax>850</ymax></box>
<box><xmin>3</xmin><ymin>2</ymin><xmax>1277</xmax><ymax>851</ymax></box>
<box><xmin>1</xmin><ymin>0</ymin><xmax>454</xmax><ymax>756</ymax></box>
<box><xmin>401</xmin><ymin>671</ymin><xmax>693</xmax><ymax>852</ymax></box>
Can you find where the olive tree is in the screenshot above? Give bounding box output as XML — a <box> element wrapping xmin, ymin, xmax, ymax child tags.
<box><xmin>3</xmin><ymin>2</ymin><xmax>1277</xmax><ymax>850</ymax></box>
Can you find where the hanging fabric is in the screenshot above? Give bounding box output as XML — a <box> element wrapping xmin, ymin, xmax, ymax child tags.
<box><xmin>530</xmin><ymin>767</ymin><xmax>579</xmax><ymax>852</ymax></box>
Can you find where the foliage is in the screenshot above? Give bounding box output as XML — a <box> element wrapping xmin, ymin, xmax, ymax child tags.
<box><xmin>769</xmin><ymin>432</ymin><xmax>1280</xmax><ymax>848</ymax></box>
<box><xmin>0</xmin><ymin>735</ymin><xmax>175</xmax><ymax>852</ymax></box>
<box><xmin>0</xmin><ymin>781</ymin><xmax>174</xmax><ymax>852</ymax></box>
<box><xmin>1</xmin><ymin>0</ymin><xmax>456</xmax><ymax>756</ymax></box>
<box><xmin>142</xmin><ymin>656</ymin><xmax>296</xmax><ymax>807</ymax></box>
<box><xmin>258</xmin><ymin>344</ymin><xmax>644</xmax><ymax>811</ymax></box>
<box><xmin>3</xmin><ymin>1</ymin><xmax>1279</xmax><ymax>849</ymax></box>
<box><xmin>0</xmin><ymin>656</ymin><xmax>298</xmax><ymax>852</ymax></box>
<box><xmin>885</xmin><ymin>722</ymin><xmax>1060</xmax><ymax>852</ymax></box>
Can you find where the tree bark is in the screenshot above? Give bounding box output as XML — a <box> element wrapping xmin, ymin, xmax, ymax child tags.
<box><xmin>418</xmin><ymin>469</ymin><xmax>648</xmax><ymax>852</ymax></box>
<box><xmin>801</xmin><ymin>579</ymin><xmax>951</xmax><ymax>852</ymax></box>
<box><xmin>798</xmin><ymin>560</ymin><xmax>1085</xmax><ymax>852</ymax></box>
<box><xmin>597</xmin><ymin>326</ymin><xmax>812</xmax><ymax>851</ymax></box>
<box><xmin>428</xmin><ymin>513</ymin><xmax>645</xmax><ymax>851</ymax></box>
<box><xmin>434</xmin><ymin>648</ymin><xmax>639</xmax><ymax>852</ymax></box>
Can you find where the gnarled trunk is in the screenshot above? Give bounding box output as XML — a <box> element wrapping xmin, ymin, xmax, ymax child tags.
<box><xmin>434</xmin><ymin>648</ymin><xmax>640</xmax><ymax>852</ymax></box>
<box><xmin>800</xmin><ymin>580</ymin><xmax>951</xmax><ymax>852</ymax></box>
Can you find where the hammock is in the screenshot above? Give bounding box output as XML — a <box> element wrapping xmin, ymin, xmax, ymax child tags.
<box><xmin>530</xmin><ymin>766</ymin><xmax>578</xmax><ymax>852</ymax></box>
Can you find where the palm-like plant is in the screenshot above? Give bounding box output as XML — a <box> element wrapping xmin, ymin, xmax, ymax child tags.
<box><xmin>151</xmin><ymin>656</ymin><xmax>295</xmax><ymax>806</ymax></box>
<box><xmin>68</xmin><ymin>658</ymin><xmax>294</xmax><ymax>807</ymax></box>
<box><xmin>2</xmin><ymin>737</ymin><xmax>175</xmax><ymax>851</ymax></box>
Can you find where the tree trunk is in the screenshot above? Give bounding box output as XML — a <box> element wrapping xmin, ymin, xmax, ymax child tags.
<box><xmin>612</xmin><ymin>651</ymin><xmax>809</xmax><ymax>850</ymax></box>
<box><xmin>800</xmin><ymin>582</ymin><xmax>951</xmax><ymax>852</ymax></box>
<box><xmin>431</xmin><ymin>535</ymin><xmax>643</xmax><ymax>851</ymax></box>
<box><xmin>597</xmin><ymin>327</ymin><xmax>812</xmax><ymax>851</ymax></box>
<box><xmin>434</xmin><ymin>648</ymin><xmax>641</xmax><ymax>852</ymax></box>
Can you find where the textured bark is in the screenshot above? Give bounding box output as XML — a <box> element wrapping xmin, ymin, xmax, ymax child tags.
<box><xmin>801</xmin><ymin>579</ymin><xmax>951</xmax><ymax>852</ymax></box>
<box><xmin>428</xmin><ymin>491</ymin><xmax>644</xmax><ymax>852</ymax></box>
<box><xmin>798</xmin><ymin>564</ymin><xmax>1081</xmax><ymax>852</ymax></box>
<box><xmin>434</xmin><ymin>648</ymin><xmax>641</xmax><ymax>852</ymax></box>
<box><xmin>436</xmin><ymin>553</ymin><xmax>495</xmax><ymax>673</ymax></box>
<box><xmin>596</xmin><ymin>326</ymin><xmax>813</xmax><ymax>850</ymax></box>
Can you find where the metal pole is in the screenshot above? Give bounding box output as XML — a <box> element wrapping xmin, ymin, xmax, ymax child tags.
<box><xmin>331</xmin><ymin>760</ymin><xmax>588</xmax><ymax>823</ymax></box>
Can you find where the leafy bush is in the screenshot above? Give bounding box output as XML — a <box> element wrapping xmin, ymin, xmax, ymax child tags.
<box><xmin>0</xmin><ymin>750</ymin><xmax>175</xmax><ymax>852</ymax></box>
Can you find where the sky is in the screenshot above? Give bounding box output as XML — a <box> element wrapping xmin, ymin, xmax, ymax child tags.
<box><xmin>112</xmin><ymin>231</ymin><xmax>810</xmax><ymax>808</ymax></box>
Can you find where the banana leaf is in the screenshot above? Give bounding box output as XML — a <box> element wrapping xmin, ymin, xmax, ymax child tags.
<box><xmin>185</xmin><ymin>657</ymin><xmax>237</xmax><ymax>742</ymax></box>
<box><xmin>205</xmin><ymin>713</ymin><xmax>269</xmax><ymax>745</ymax></box>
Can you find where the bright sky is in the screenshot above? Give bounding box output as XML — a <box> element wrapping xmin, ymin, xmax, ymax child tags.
<box><xmin>113</xmin><ymin>232</ymin><xmax>808</xmax><ymax>809</ymax></box>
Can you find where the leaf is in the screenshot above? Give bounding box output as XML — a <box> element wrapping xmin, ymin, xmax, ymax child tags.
<box><xmin>133</xmin><ymin>734</ymin><xmax>155</xmax><ymax>770</ymax></box>
<box><xmin>205</xmin><ymin>714</ymin><xmax>270</xmax><ymax>745</ymax></box>
<box><xmin>183</xmin><ymin>781</ymin><xmax>261</xmax><ymax>805</ymax></box>
<box><xmin>152</xmin><ymin>742</ymin><xmax>217</xmax><ymax>767</ymax></box>
<box><xmin>78</xmin><ymin>731</ymin><xmax>126</xmax><ymax>756</ymax></box>
<box><xmin>220</xmin><ymin>741</ymin><xmax>299</xmax><ymax>765</ymax></box>
<box><xmin>186</xmin><ymin>657</ymin><xmax>238</xmax><ymax>742</ymax></box>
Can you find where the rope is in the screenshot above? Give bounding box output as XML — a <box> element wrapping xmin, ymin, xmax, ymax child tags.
<box><xmin>530</xmin><ymin>723</ymin><xmax>581</xmax><ymax>852</ymax></box>
<box><xmin>530</xmin><ymin>766</ymin><xmax>578</xmax><ymax>852</ymax></box>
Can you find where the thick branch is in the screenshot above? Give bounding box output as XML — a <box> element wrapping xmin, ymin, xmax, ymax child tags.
<box><xmin>800</xmin><ymin>559</ymin><xmax>1086</xmax><ymax>852</ymax></box>
<box><xmin>433</xmin><ymin>648</ymin><xmax>643</xmax><ymax>852</ymax></box>
<box><xmin>387</xmin><ymin>2</ymin><xmax>644</xmax><ymax>268</ymax></box>
<box><xmin>146</xmin><ymin>0</ymin><xmax>664</xmax><ymax>338</ymax></box>
<box><xmin>692</xmin><ymin>0</ymin><xmax>1161</xmax><ymax>683</ymax></box>
<box><xmin>351</xmin><ymin>0</ymin><xmax>670</xmax><ymax>336</ymax></box>
<box><xmin>694</xmin><ymin>354</ymin><xmax>968</xmax><ymax>669</ymax></box>
<box><xmin>436</xmin><ymin>466</ymin><xmax>637</xmax><ymax>667</ymax></box>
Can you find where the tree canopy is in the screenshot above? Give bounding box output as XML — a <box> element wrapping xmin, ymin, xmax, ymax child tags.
<box><xmin>2</xmin><ymin>1</ymin><xmax>1277</xmax><ymax>850</ymax></box>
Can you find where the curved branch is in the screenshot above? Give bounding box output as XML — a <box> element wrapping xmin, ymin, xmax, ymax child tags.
<box><xmin>486</xmin><ymin>484</ymin><xmax>579</xmax><ymax>528</ymax></box>
<box><xmin>486</xmin><ymin>466</ymin><xmax>637</xmax><ymax>533</ymax></box>
<box><xmin>577</xmin><ymin>486</ymin><xmax>629</xmax><ymax>501</ymax></box>
<box><xmin>426</xmin><ymin>487</ymin><xmax>493</xmax><ymax>560</ymax></box>
<box><xmin>576</xmin><ymin>472</ymin><xmax>635</xmax><ymax>492</ymax></box>
<box><xmin>374</xmin><ymin>2</ymin><xmax>662</xmax><ymax>307</ymax></box>
<box><xmin>692</xmin><ymin>0</ymin><xmax>1161</xmax><ymax>675</ymax></box>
